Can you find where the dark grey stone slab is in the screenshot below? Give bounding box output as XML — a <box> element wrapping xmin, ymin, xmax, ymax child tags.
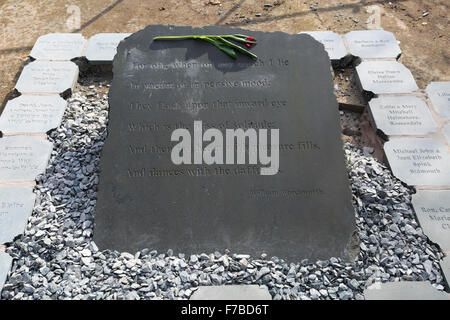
<box><xmin>412</xmin><ymin>190</ymin><xmax>450</xmax><ymax>254</ymax></box>
<box><xmin>426</xmin><ymin>82</ymin><xmax>450</xmax><ymax>119</ymax></box>
<box><xmin>384</xmin><ymin>138</ymin><xmax>450</xmax><ymax>187</ymax></box>
<box><xmin>0</xmin><ymin>95</ymin><xmax>67</xmax><ymax>134</ymax></box>
<box><xmin>368</xmin><ymin>95</ymin><xmax>436</xmax><ymax>136</ymax></box>
<box><xmin>30</xmin><ymin>33</ymin><xmax>86</xmax><ymax>60</ymax></box>
<box><xmin>0</xmin><ymin>136</ymin><xmax>53</xmax><ymax>182</ymax></box>
<box><xmin>85</xmin><ymin>33</ymin><xmax>131</xmax><ymax>63</ymax></box>
<box><xmin>356</xmin><ymin>61</ymin><xmax>418</xmax><ymax>95</ymax></box>
<box><xmin>0</xmin><ymin>250</ymin><xmax>12</xmax><ymax>293</ymax></box>
<box><xmin>190</xmin><ymin>285</ymin><xmax>271</xmax><ymax>300</ymax></box>
<box><xmin>364</xmin><ymin>281</ymin><xmax>449</xmax><ymax>300</ymax></box>
<box><xmin>344</xmin><ymin>30</ymin><xmax>401</xmax><ymax>59</ymax></box>
<box><xmin>15</xmin><ymin>61</ymin><xmax>79</xmax><ymax>95</ymax></box>
<box><xmin>298</xmin><ymin>31</ymin><xmax>348</xmax><ymax>61</ymax></box>
<box><xmin>94</xmin><ymin>25</ymin><xmax>356</xmax><ymax>262</ymax></box>
<box><xmin>0</xmin><ymin>186</ymin><xmax>35</xmax><ymax>243</ymax></box>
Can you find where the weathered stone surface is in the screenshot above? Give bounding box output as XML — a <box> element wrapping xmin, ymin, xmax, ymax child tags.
<box><xmin>0</xmin><ymin>186</ymin><xmax>36</xmax><ymax>243</ymax></box>
<box><xmin>412</xmin><ymin>190</ymin><xmax>450</xmax><ymax>253</ymax></box>
<box><xmin>368</xmin><ymin>95</ymin><xmax>436</xmax><ymax>136</ymax></box>
<box><xmin>426</xmin><ymin>82</ymin><xmax>450</xmax><ymax>119</ymax></box>
<box><xmin>0</xmin><ymin>95</ymin><xmax>67</xmax><ymax>134</ymax></box>
<box><xmin>0</xmin><ymin>250</ymin><xmax>12</xmax><ymax>293</ymax></box>
<box><xmin>299</xmin><ymin>31</ymin><xmax>348</xmax><ymax>61</ymax></box>
<box><xmin>356</xmin><ymin>61</ymin><xmax>419</xmax><ymax>95</ymax></box>
<box><xmin>15</xmin><ymin>61</ymin><xmax>79</xmax><ymax>95</ymax></box>
<box><xmin>190</xmin><ymin>285</ymin><xmax>272</xmax><ymax>300</ymax></box>
<box><xmin>440</xmin><ymin>257</ymin><xmax>450</xmax><ymax>291</ymax></box>
<box><xmin>0</xmin><ymin>136</ymin><xmax>53</xmax><ymax>182</ymax></box>
<box><xmin>344</xmin><ymin>30</ymin><xmax>401</xmax><ymax>59</ymax></box>
<box><xmin>94</xmin><ymin>25</ymin><xmax>356</xmax><ymax>262</ymax></box>
<box><xmin>384</xmin><ymin>138</ymin><xmax>450</xmax><ymax>186</ymax></box>
<box><xmin>364</xmin><ymin>281</ymin><xmax>449</xmax><ymax>300</ymax></box>
<box><xmin>30</xmin><ymin>33</ymin><xmax>86</xmax><ymax>60</ymax></box>
<box><xmin>85</xmin><ymin>33</ymin><xmax>131</xmax><ymax>63</ymax></box>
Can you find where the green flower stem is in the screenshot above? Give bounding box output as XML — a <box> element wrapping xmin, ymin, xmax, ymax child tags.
<box><xmin>153</xmin><ymin>34</ymin><xmax>257</xmax><ymax>60</ymax></box>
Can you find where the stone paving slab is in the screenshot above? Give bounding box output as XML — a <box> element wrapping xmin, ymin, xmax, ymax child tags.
<box><xmin>85</xmin><ymin>33</ymin><xmax>131</xmax><ymax>64</ymax></box>
<box><xmin>426</xmin><ymin>82</ymin><xmax>450</xmax><ymax>119</ymax></box>
<box><xmin>0</xmin><ymin>95</ymin><xmax>67</xmax><ymax>135</ymax></box>
<box><xmin>0</xmin><ymin>186</ymin><xmax>36</xmax><ymax>244</ymax></box>
<box><xmin>0</xmin><ymin>250</ymin><xmax>12</xmax><ymax>294</ymax></box>
<box><xmin>443</xmin><ymin>123</ymin><xmax>450</xmax><ymax>144</ymax></box>
<box><xmin>298</xmin><ymin>31</ymin><xmax>348</xmax><ymax>61</ymax></box>
<box><xmin>356</xmin><ymin>61</ymin><xmax>419</xmax><ymax>95</ymax></box>
<box><xmin>344</xmin><ymin>30</ymin><xmax>401</xmax><ymax>59</ymax></box>
<box><xmin>190</xmin><ymin>285</ymin><xmax>272</xmax><ymax>300</ymax></box>
<box><xmin>368</xmin><ymin>95</ymin><xmax>437</xmax><ymax>136</ymax></box>
<box><xmin>440</xmin><ymin>257</ymin><xmax>450</xmax><ymax>291</ymax></box>
<box><xmin>384</xmin><ymin>138</ymin><xmax>450</xmax><ymax>187</ymax></box>
<box><xmin>15</xmin><ymin>61</ymin><xmax>79</xmax><ymax>95</ymax></box>
<box><xmin>412</xmin><ymin>190</ymin><xmax>450</xmax><ymax>254</ymax></box>
<box><xmin>30</xmin><ymin>33</ymin><xmax>86</xmax><ymax>61</ymax></box>
<box><xmin>0</xmin><ymin>136</ymin><xmax>53</xmax><ymax>182</ymax></box>
<box><xmin>364</xmin><ymin>281</ymin><xmax>449</xmax><ymax>300</ymax></box>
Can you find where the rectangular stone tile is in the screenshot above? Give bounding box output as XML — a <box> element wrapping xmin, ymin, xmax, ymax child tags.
<box><xmin>190</xmin><ymin>285</ymin><xmax>271</xmax><ymax>300</ymax></box>
<box><xmin>15</xmin><ymin>61</ymin><xmax>79</xmax><ymax>95</ymax></box>
<box><xmin>356</xmin><ymin>61</ymin><xmax>419</xmax><ymax>95</ymax></box>
<box><xmin>426</xmin><ymin>82</ymin><xmax>450</xmax><ymax>119</ymax></box>
<box><xmin>412</xmin><ymin>190</ymin><xmax>450</xmax><ymax>254</ymax></box>
<box><xmin>365</xmin><ymin>281</ymin><xmax>449</xmax><ymax>300</ymax></box>
<box><xmin>0</xmin><ymin>136</ymin><xmax>53</xmax><ymax>182</ymax></box>
<box><xmin>0</xmin><ymin>250</ymin><xmax>12</xmax><ymax>294</ymax></box>
<box><xmin>443</xmin><ymin>123</ymin><xmax>450</xmax><ymax>144</ymax></box>
<box><xmin>298</xmin><ymin>31</ymin><xmax>348</xmax><ymax>61</ymax></box>
<box><xmin>344</xmin><ymin>30</ymin><xmax>401</xmax><ymax>59</ymax></box>
<box><xmin>0</xmin><ymin>95</ymin><xmax>67</xmax><ymax>135</ymax></box>
<box><xmin>368</xmin><ymin>95</ymin><xmax>437</xmax><ymax>136</ymax></box>
<box><xmin>30</xmin><ymin>33</ymin><xmax>87</xmax><ymax>61</ymax></box>
<box><xmin>0</xmin><ymin>186</ymin><xmax>35</xmax><ymax>243</ymax></box>
<box><xmin>85</xmin><ymin>33</ymin><xmax>131</xmax><ymax>64</ymax></box>
<box><xmin>384</xmin><ymin>138</ymin><xmax>450</xmax><ymax>187</ymax></box>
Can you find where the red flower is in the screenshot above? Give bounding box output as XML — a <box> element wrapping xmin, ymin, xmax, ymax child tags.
<box><xmin>246</xmin><ymin>43</ymin><xmax>252</xmax><ymax>48</ymax></box>
<box><xmin>246</xmin><ymin>36</ymin><xmax>256</xmax><ymax>41</ymax></box>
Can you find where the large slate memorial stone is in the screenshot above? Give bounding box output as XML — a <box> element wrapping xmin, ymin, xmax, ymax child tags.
<box><xmin>94</xmin><ymin>25</ymin><xmax>356</xmax><ymax>262</ymax></box>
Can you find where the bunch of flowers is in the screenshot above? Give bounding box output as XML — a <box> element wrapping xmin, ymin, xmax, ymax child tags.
<box><xmin>153</xmin><ymin>34</ymin><xmax>257</xmax><ymax>60</ymax></box>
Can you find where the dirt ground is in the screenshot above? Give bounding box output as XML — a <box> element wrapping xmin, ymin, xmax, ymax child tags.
<box><xmin>0</xmin><ymin>0</ymin><xmax>448</xmax><ymax>160</ymax></box>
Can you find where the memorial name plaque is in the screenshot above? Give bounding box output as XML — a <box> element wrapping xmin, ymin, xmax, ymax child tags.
<box><xmin>0</xmin><ymin>136</ymin><xmax>53</xmax><ymax>182</ymax></box>
<box><xmin>85</xmin><ymin>33</ymin><xmax>131</xmax><ymax>63</ymax></box>
<box><xmin>30</xmin><ymin>33</ymin><xmax>86</xmax><ymax>61</ymax></box>
<box><xmin>94</xmin><ymin>25</ymin><xmax>356</xmax><ymax>262</ymax></box>
<box><xmin>298</xmin><ymin>31</ymin><xmax>348</xmax><ymax>61</ymax></box>
<box><xmin>412</xmin><ymin>190</ymin><xmax>450</xmax><ymax>253</ymax></box>
<box><xmin>344</xmin><ymin>30</ymin><xmax>401</xmax><ymax>59</ymax></box>
<box><xmin>15</xmin><ymin>61</ymin><xmax>79</xmax><ymax>95</ymax></box>
<box><xmin>0</xmin><ymin>95</ymin><xmax>67</xmax><ymax>134</ymax></box>
<box><xmin>443</xmin><ymin>123</ymin><xmax>450</xmax><ymax>144</ymax></box>
<box><xmin>0</xmin><ymin>250</ymin><xmax>12</xmax><ymax>292</ymax></box>
<box><xmin>356</xmin><ymin>61</ymin><xmax>418</xmax><ymax>95</ymax></box>
<box><xmin>368</xmin><ymin>95</ymin><xmax>436</xmax><ymax>136</ymax></box>
<box><xmin>384</xmin><ymin>138</ymin><xmax>450</xmax><ymax>187</ymax></box>
<box><xmin>0</xmin><ymin>186</ymin><xmax>36</xmax><ymax>243</ymax></box>
<box><xmin>426</xmin><ymin>82</ymin><xmax>450</xmax><ymax>119</ymax></box>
